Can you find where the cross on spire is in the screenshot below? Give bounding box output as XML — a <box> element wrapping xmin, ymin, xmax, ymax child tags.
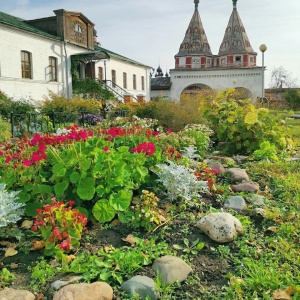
<box><xmin>233</xmin><ymin>0</ymin><xmax>238</xmax><ymax>7</ymax></box>
<box><xmin>194</xmin><ymin>0</ymin><xmax>199</xmax><ymax>9</ymax></box>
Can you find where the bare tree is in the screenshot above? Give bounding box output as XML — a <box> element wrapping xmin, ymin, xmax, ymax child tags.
<box><xmin>269</xmin><ymin>66</ymin><xmax>298</xmax><ymax>88</ymax></box>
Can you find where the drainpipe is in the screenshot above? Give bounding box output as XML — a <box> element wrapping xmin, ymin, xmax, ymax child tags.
<box><xmin>60</xmin><ymin>41</ymin><xmax>65</xmax><ymax>95</ymax></box>
<box><xmin>63</xmin><ymin>40</ymin><xmax>70</xmax><ymax>99</ymax></box>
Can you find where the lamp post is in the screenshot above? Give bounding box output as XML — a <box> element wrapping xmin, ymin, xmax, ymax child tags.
<box><xmin>259</xmin><ymin>44</ymin><xmax>267</xmax><ymax>104</ymax></box>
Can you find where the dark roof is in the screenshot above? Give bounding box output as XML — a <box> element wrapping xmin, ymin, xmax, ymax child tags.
<box><xmin>94</xmin><ymin>45</ymin><xmax>152</xmax><ymax>69</ymax></box>
<box><xmin>151</xmin><ymin>77</ymin><xmax>171</xmax><ymax>90</ymax></box>
<box><xmin>0</xmin><ymin>11</ymin><xmax>62</xmax><ymax>40</ymax></box>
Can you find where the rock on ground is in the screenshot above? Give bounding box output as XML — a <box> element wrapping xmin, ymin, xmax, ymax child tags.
<box><xmin>52</xmin><ymin>282</ymin><xmax>113</xmax><ymax>300</ymax></box>
<box><xmin>224</xmin><ymin>196</ymin><xmax>247</xmax><ymax>211</ymax></box>
<box><xmin>227</xmin><ymin>168</ymin><xmax>249</xmax><ymax>183</ymax></box>
<box><xmin>0</xmin><ymin>288</ymin><xmax>35</xmax><ymax>300</ymax></box>
<box><xmin>152</xmin><ymin>255</ymin><xmax>192</xmax><ymax>285</ymax></box>
<box><xmin>196</xmin><ymin>212</ymin><xmax>243</xmax><ymax>243</ymax></box>
<box><xmin>121</xmin><ymin>275</ymin><xmax>157</xmax><ymax>300</ymax></box>
<box><xmin>231</xmin><ymin>181</ymin><xmax>260</xmax><ymax>193</ymax></box>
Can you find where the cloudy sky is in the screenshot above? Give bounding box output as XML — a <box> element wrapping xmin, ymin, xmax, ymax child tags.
<box><xmin>2</xmin><ymin>0</ymin><xmax>300</xmax><ymax>87</ymax></box>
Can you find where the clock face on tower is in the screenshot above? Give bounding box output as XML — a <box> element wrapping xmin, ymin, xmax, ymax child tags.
<box><xmin>72</xmin><ymin>21</ymin><xmax>84</xmax><ymax>43</ymax></box>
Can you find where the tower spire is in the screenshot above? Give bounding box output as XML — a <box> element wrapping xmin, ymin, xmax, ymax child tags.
<box><xmin>233</xmin><ymin>0</ymin><xmax>238</xmax><ymax>7</ymax></box>
<box><xmin>194</xmin><ymin>0</ymin><xmax>199</xmax><ymax>9</ymax></box>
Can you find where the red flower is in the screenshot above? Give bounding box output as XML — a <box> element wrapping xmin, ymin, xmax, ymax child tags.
<box><xmin>60</xmin><ymin>238</ymin><xmax>71</xmax><ymax>250</ymax></box>
<box><xmin>103</xmin><ymin>146</ymin><xmax>109</xmax><ymax>152</ymax></box>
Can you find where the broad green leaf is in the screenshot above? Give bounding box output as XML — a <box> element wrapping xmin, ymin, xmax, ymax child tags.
<box><xmin>108</xmin><ymin>177</ymin><xmax>123</xmax><ymax>188</ymax></box>
<box><xmin>54</xmin><ymin>180</ymin><xmax>69</xmax><ymax>196</ymax></box>
<box><xmin>92</xmin><ymin>199</ymin><xmax>115</xmax><ymax>223</ymax></box>
<box><xmin>109</xmin><ymin>189</ymin><xmax>132</xmax><ymax>212</ymax></box>
<box><xmin>70</xmin><ymin>172</ymin><xmax>81</xmax><ymax>184</ymax></box>
<box><xmin>52</xmin><ymin>164</ymin><xmax>66</xmax><ymax>177</ymax></box>
<box><xmin>118</xmin><ymin>211</ymin><xmax>134</xmax><ymax>224</ymax></box>
<box><xmin>77</xmin><ymin>177</ymin><xmax>95</xmax><ymax>200</ymax></box>
<box><xmin>100</xmin><ymin>271</ymin><xmax>112</xmax><ymax>281</ymax></box>
<box><xmin>79</xmin><ymin>158</ymin><xmax>92</xmax><ymax>171</ymax></box>
<box><xmin>96</xmin><ymin>185</ymin><xmax>106</xmax><ymax>197</ymax></box>
<box><xmin>25</xmin><ymin>202</ymin><xmax>44</xmax><ymax>217</ymax></box>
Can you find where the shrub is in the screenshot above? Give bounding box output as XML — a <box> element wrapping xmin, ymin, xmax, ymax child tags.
<box><xmin>284</xmin><ymin>90</ymin><xmax>300</xmax><ymax>110</ymax></box>
<box><xmin>204</xmin><ymin>89</ymin><xmax>294</xmax><ymax>155</ymax></box>
<box><xmin>39</xmin><ymin>93</ymin><xmax>103</xmax><ymax>114</ymax></box>
<box><xmin>0</xmin><ymin>90</ymin><xmax>36</xmax><ymax>119</ymax></box>
<box><xmin>0</xmin><ymin>116</ymin><xmax>11</xmax><ymax>142</ymax></box>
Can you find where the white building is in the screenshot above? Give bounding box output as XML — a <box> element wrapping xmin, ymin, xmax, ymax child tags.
<box><xmin>151</xmin><ymin>0</ymin><xmax>264</xmax><ymax>101</ymax></box>
<box><xmin>0</xmin><ymin>9</ymin><xmax>152</xmax><ymax>103</ymax></box>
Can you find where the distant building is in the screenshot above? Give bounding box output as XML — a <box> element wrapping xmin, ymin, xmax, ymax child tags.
<box><xmin>0</xmin><ymin>9</ymin><xmax>152</xmax><ymax>103</ymax></box>
<box><xmin>151</xmin><ymin>0</ymin><xmax>264</xmax><ymax>101</ymax></box>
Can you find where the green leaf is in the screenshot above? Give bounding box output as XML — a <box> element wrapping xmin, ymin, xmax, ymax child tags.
<box><xmin>79</xmin><ymin>158</ymin><xmax>92</xmax><ymax>171</ymax></box>
<box><xmin>25</xmin><ymin>202</ymin><xmax>44</xmax><ymax>217</ymax></box>
<box><xmin>100</xmin><ymin>271</ymin><xmax>112</xmax><ymax>281</ymax></box>
<box><xmin>183</xmin><ymin>238</ymin><xmax>189</xmax><ymax>247</ymax></box>
<box><xmin>54</xmin><ymin>180</ymin><xmax>69</xmax><ymax>196</ymax></box>
<box><xmin>172</xmin><ymin>244</ymin><xmax>183</xmax><ymax>250</ymax></box>
<box><xmin>96</xmin><ymin>185</ymin><xmax>106</xmax><ymax>197</ymax></box>
<box><xmin>108</xmin><ymin>177</ymin><xmax>123</xmax><ymax>188</ymax></box>
<box><xmin>118</xmin><ymin>211</ymin><xmax>134</xmax><ymax>224</ymax></box>
<box><xmin>196</xmin><ymin>242</ymin><xmax>205</xmax><ymax>250</ymax></box>
<box><xmin>52</xmin><ymin>164</ymin><xmax>66</xmax><ymax>177</ymax></box>
<box><xmin>109</xmin><ymin>189</ymin><xmax>132</xmax><ymax>212</ymax></box>
<box><xmin>92</xmin><ymin>199</ymin><xmax>115</xmax><ymax>223</ymax></box>
<box><xmin>70</xmin><ymin>172</ymin><xmax>81</xmax><ymax>184</ymax></box>
<box><xmin>77</xmin><ymin>177</ymin><xmax>95</xmax><ymax>200</ymax></box>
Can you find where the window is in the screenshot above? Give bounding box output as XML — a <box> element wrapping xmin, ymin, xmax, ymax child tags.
<box><xmin>141</xmin><ymin>76</ymin><xmax>145</xmax><ymax>90</ymax></box>
<box><xmin>49</xmin><ymin>57</ymin><xmax>57</xmax><ymax>82</ymax></box>
<box><xmin>98</xmin><ymin>67</ymin><xmax>103</xmax><ymax>80</ymax></box>
<box><xmin>235</xmin><ymin>56</ymin><xmax>241</xmax><ymax>62</ymax></box>
<box><xmin>123</xmin><ymin>72</ymin><xmax>127</xmax><ymax>89</ymax></box>
<box><xmin>221</xmin><ymin>58</ymin><xmax>226</xmax><ymax>65</ymax></box>
<box><xmin>133</xmin><ymin>74</ymin><xmax>136</xmax><ymax>90</ymax></box>
<box><xmin>21</xmin><ymin>51</ymin><xmax>32</xmax><ymax>79</ymax></box>
<box><xmin>112</xmin><ymin>70</ymin><xmax>116</xmax><ymax>87</ymax></box>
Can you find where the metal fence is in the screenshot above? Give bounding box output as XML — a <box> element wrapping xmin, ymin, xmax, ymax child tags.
<box><xmin>10</xmin><ymin>110</ymin><xmax>128</xmax><ymax>137</ymax></box>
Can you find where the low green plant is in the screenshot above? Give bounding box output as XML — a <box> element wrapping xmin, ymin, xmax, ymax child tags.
<box><xmin>153</xmin><ymin>160</ymin><xmax>208</xmax><ymax>202</ymax></box>
<box><xmin>252</xmin><ymin>141</ymin><xmax>278</xmax><ymax>161</ymax></box>
<box><xmin>120</xmin><ymin>190</ymin><xmax>167</xmax><ymax>232</ymax></box>
<box><xmin>30</xmin><ymin>259</ymin><xmax>59</xmax><ymax>291</ymax></box>
<box><xmin>0</xmin><ymin>183</ymin><xmax>24</xmax><ymax>229</ymax></box>
<box><xmin>65</xmin><ymin>237</ymin><xmax>171</xmax><ymax>284</ymax></box>
<box><xmin>0</xmin><ymin>268</ymin><xmax>15</xmax><ymax>288</ymax></box>
<box><xmin>173</xmin><ymin>238</ymin><xmax>205</xmax><ymax>255</ymax></box>
<box><xmin>31</xmin><ymin>199</ymin><xmax>87</xmax><ymax>258</ymax></box>
<box><xmin>284</xmin><ymin>89</ymin><xmax>300</xmax><ymax>110</ymax></box>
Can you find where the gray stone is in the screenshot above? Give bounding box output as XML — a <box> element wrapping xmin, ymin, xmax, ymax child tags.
<box><xmin>249</xmin><ymin>194</ymin><xmax>265</xmax><ymax>207</ymax></box>
<box><xmin>0</xmin><ymin>288</ymin><xmax>35</xmax><ymax>300</ymax></box>
<box><xmin>233</xmin><ymin>155</ymin><xmax>248</xmax><ymax>165</ymax></box>
<box><xmin>207</xmin><ymin>162</ymin><xmax>226</xmax><ymax>174</ymax></box>
<box><xmin>227</xmin><ymin>168</ymin><xmax>249</xmax><ymax>183</ymax></box>
<box><xmin>224</xmin><ymin>196</ymin><xmax>247</xmax><ymax>211</ymax></box>
<box><xmin>121</xmin><ymin>275</ymin><xmax>157</xmax><ymax>300</ymax></box>
<box><xmin>254</xmin><ymin>207</ymin><xmax>266</xmax><ymax>216</ymax></box>
<box><xmin>52</xmin><ymin>282</ymin><xmax>113</xmax><ymax>300</ymax></box>
<box><xmin>152</xmin><ymin>255</ymin><xmax>192</xmax><ymax>285</ymax></box>
<box><xmin>51</xmin><ymin>276</ymin><xmax>83</xmax><ymax>290</ymax></box>
<box><xmin>196</xmin><ymin>212</ymin><xmax>243</xmax><ymax>243</ymax></box>
<box><xmin>231</xmin><ymin>181</ymin><xmax>260</xmax><ymax>193</ymax></box>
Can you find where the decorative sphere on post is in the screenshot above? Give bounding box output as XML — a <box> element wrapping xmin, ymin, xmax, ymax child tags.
<box><xmin>259</xmin><ymin>44</ymin><xmax>267</xmax><ymax>53</ymax></box>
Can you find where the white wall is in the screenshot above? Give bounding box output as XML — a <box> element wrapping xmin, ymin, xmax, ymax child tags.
<box><xmin>169</xmin><ymin>67</ymin><xmax>264</xmax><ymax>101</ymax></box>
<box><xmin>96</xmin><ymin>58</ymin><xmax>151</xmax><ymax>101</ymax></box>
<box><xmin>0</xmin><ymin>25</ymin><xmax>66</xmax><ymax>102</ymax></box>
<box><xmin>0</xmin><ymin>25</ymin><xmax>152</xmax><ymax>103</ymax></box>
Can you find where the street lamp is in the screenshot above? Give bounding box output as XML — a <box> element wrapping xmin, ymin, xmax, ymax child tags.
<box><xmin>259</xmin><ymin>44</ymin><xmax>267</xmax><ymax>104</ymax></box>
<box><xmin>102</xmin><ymin>59</ymin><xmax>108</xmax><ymax>83</ymax></box>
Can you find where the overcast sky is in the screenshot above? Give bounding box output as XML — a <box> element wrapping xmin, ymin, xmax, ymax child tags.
<box><xmin>2</xmin><ymin>0</ymin><xmax>300</xmax><ymax>87</ymax></box>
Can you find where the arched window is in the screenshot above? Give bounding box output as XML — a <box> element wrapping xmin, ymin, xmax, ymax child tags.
<box><xmin>21</xmin><ymin>51</ymin><xmax>32</xmax><ymax>79</ymax></box>
<box><xmin>49</xmin><ymin>56</ymin><xmax>57</xmax><ymax>82</ymax></box>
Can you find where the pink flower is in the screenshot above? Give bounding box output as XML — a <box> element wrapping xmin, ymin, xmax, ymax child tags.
<box><xmin>60</xmin><ymin>238</ymin><xmax>71</xmax><ymax>250</ymax></box>
<box><xmin>103</xmin><ymin>146</ymin><xmax>109</xmax><ymax>152</ymax></box>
